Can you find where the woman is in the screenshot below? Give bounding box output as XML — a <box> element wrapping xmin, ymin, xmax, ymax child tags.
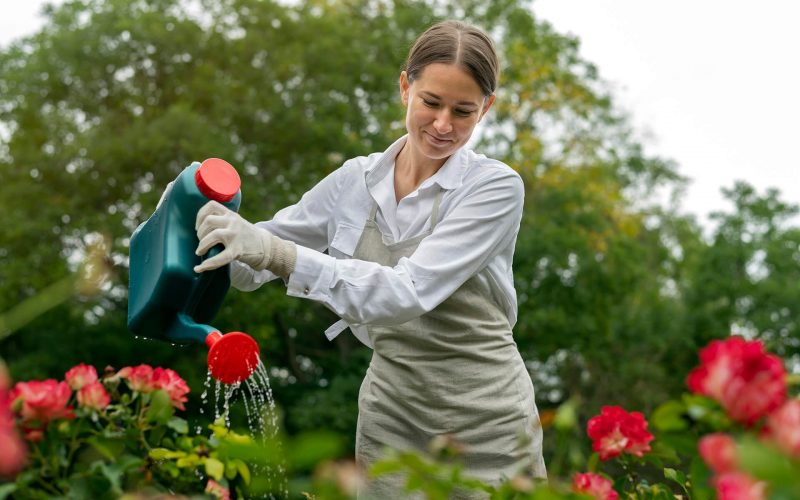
<box><xmin>193</xmin><ymin>20</ymin><xmax>547</xmax><ymax>496</ymax></box>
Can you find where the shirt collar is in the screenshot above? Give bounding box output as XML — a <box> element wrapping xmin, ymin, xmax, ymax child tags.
<box><xmin>365</xmin><ymin>134</ymin><xmax>467</xmax><ymax>191</ymax></box>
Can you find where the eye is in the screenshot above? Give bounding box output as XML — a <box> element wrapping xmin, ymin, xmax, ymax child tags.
<box><xmin>454</xmin><ymin>108</ymin><xmax>474</xmax><ymax>117</ymax></box>
<box><xmin>422</xmin><ymin>99</ymin><xmax>439</xmax><ymax>108</ymax></box>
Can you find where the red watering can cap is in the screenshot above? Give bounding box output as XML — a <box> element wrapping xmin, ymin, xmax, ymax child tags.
<box><xmin>195</xmin><ymin>158</ymin><xmax>241</xmax><ymax>203</ymax></box>
<box><xmin>206</xmin><ymin>331</ymin><xmax>260</xmax><ymax>384</ymax></box>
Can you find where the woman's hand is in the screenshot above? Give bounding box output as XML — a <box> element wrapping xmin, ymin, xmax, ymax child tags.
<box><xmin>194</xmin><ymin>201</ymin><xmax>296</xmax><ymax>278</ymax></box>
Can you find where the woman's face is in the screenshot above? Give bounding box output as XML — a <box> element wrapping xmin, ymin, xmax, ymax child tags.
<box><xmin>399</xmin><ymin>63</ymin><xmax>495</xmax><ymax>164</ymax></box>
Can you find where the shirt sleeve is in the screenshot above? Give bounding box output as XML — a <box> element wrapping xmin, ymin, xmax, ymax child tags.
<box><xmin>230</xmin><ymin>161</ymin><xmax>347</xmax><ymax>291</ymax></box>
<box><xmin>286</xmin><ymin>168</ymin><xmax>524</xmax><ymax>325</ymax></box>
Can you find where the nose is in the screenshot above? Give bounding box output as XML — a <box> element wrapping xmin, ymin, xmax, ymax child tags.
<box><xmin>433</xmin><ymin>109</ymin><xmax>453</xmax><ymax>135</ymax></box>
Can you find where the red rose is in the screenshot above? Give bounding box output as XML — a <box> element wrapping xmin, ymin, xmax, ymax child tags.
<box><xmin>10</xmin><ymin>379</ymin><xmax>74</xmax><ymax>424</ymax></box>
<box><xmin>77</xmin><ymin>381</ymin><xmax>110</xmax><ymax>411</ymax></box>
<box><xmin>762</xmin><ymin>399</ymin><xmax>800</xmax><ymax>458</ymax></box>
<box><xmin>572</xmin><ymin>472</ymin><xmax>619</xmax><ymax>500</ymax></box>
<box><xmin>587</xmin><ymin>405</ymin><xmax>654</xmax><ymax>460</ymax></box>
<box><xmin>64</xmin><ymin>363</ymin><xmax>98</xmax><ymax>391</ymax></box>
<box><xmin>687</xmin><ymin>337</ymin><xmax>786</xmax><ymax>425</ymax></box>
<box><xmin>117</xmin><ymin>364</ymin><xmax>157</xmax><ymax>392</ymax></box>
<box><xmin>153</xmin><ymin>367</ymin><xmax>190</xmax><ymax>410</ymax></box>
<box><xmin>0</xmin><ymin>425</ymin><xmax>27</xmax><ymax>477</ymax></box>
<box><xmin>699</xmin><ymin>433</ymin><xmax>738</xmax><ymax>474</ymax></box>
<box><xmin>715</xmin><ymin>472</ymin><xmax>766</xmax><ymax>500</ymax></box>
<box><xmin>0</xmin><ymin>364</ymin><xmax>26</xmax><ymax>478</ymax></box>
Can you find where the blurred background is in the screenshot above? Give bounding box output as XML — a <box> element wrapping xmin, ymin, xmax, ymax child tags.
<box><xmin>1</xmin><ymin>0</ymin><xmax>799</xmax><ymax>475</ymax></box>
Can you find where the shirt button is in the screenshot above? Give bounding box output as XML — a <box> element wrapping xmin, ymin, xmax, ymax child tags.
<box><xmin>303</xmin><ymin>287</ymin><xmax>310</xmax><ymax>295</ymax></box>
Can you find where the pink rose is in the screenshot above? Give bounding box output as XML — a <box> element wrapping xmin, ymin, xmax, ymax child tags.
<box><xmin>572</xmin><ymin>472</ymin><xmax>619</xmax><ymax>500</ymax></box>
<box><xmin>762</xmin><ymin>399</ymin><xmax>800</xmax><ymax>458</ymax></box>
<box><xmin>715</xmin><ymin>472</ymin><xmax>766</xmax><ymax>500</ymax></box>
<box><xmin>64</xmin><ymin>363</ymin><xmax>98</xmax><ymax>391</ymax></box>
<box><xmin>153</xmin><ymin>367</ymin><xmax>190</xmax><ymax>411</ymax></box>
<box><xmin>206</xmin><ymin>479</ymin><xmax>231</xmax><ymax>500</ymax></box>
<box><xmin>0</xmin><ymin>425</ymin><xmax>27</xmax><ymax>477</ymax></box>
<box><xmin>117</xmin><ymin>364</ymin><xmax>157</xmax><ymax>392</ymax></box>
<box><xmin>77</xmin><ymin>381</ymin><xmax>110</xmax><ymax>411</ymax></box>
<box><xmin>587</xmin><ymin>406</ymin><xmax>654</xmax><ymax>460</ymax></box>
<box><xmin>687</xmin><ymin>337</ymin><xmax>786</xmax><ymax>425</ymax></box>
<box><xmin>10</xmin><ymin>379</ymin><xmax>74</xmax><ymax>424</ymax></box>
<box><xmin>0</xmin><ymin>363</ymin><xmax>27</xmax><ymax>478</ymax></box>
<box><xmin>699</xmin><ymin>433</ymin><xmax>738</xmax><ymax>475</ymax></box>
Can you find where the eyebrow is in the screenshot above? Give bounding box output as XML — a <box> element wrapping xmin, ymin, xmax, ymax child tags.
<box><xmin>420</xmin><ymin>91</ymin><xmax>481</xmax><ymax>108</ymax></box>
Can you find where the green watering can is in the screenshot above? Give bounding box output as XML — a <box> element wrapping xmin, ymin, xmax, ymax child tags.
<box><xmin>128</xmin><ymin>158</ymin><xmax>259</xmax><ymax>384</ymax></box>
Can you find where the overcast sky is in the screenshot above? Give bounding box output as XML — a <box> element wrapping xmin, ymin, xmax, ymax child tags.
<box><xmin>3</xmin><ymin>1</ymin><xmax>799</xmax><ymax>227</ymax></box>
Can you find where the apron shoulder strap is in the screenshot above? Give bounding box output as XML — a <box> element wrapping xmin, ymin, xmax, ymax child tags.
<box><xmin>429</xmin><ymin>189</ymin><xmax>445</xmax><ymax>231</ymax></box>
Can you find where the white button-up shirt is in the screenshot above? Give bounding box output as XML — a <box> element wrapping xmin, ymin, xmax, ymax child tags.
<box><xmin>230</xmin><ymin>135</ymin><xmax>524</xmax><ymax>346</ymax></box>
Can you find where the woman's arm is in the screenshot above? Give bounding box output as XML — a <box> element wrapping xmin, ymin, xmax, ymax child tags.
<box><xmin>287</xmin><ymin>167</ymin><xmax>524</xmax><ymax>325</ymax></box>
<box><xmin>230</xmin><ymin>160</ymin><xmax>349</xmax><ymax>290</ymax></box>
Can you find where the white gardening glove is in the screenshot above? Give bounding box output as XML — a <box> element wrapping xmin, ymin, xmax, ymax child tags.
<box><xmin>194</xmin><ymin>201</ymin><xmax>297</xmax><ymax>279</ymax></box>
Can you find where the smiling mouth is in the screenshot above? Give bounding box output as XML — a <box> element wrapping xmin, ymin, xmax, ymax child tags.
<box><xmin>425</xmin><ymin>131</ymin><xmax>453</xmax><ymax>144</ymax></box>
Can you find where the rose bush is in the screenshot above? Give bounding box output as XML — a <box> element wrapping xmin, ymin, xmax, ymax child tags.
<box><xmin>0</xmin><ymin>362</ymin><xmax>249</xmax><ymax>498</ymax></box>
<box><xmin>3</xmin><ymin>335</ymin><xmax>799</xmax><ymax>500</ymax></box>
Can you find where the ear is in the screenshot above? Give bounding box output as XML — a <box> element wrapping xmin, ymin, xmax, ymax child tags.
<box><xmin>399</xmin><ymin>71</ymin><xmax>410</xmax><ymax>106</ymax></box>
<box><xmin>478</xmin><ymin>94</ymin><xmax>496</xmax><ymax>121</ymax></box>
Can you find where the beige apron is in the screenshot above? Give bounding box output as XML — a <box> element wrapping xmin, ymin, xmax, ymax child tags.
<box><xmin>353</xmin><ymin>190</ymin><xmax>546</xmax><ymax>499</ymax></box>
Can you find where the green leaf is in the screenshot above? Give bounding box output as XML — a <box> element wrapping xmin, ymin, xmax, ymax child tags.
<box><xmin>0</xmin><ymin>483</ymin><xmax>17</xmax><ymax>500</ymax></box>
<box><xmin>86</xmin><ymin>436</ymin><xmax>124</xmax><ymax>462</ymax></box>
<box><xmin>664</xmin><ymin>467</ymin><xmax>686</xmax><ymax>488</ymax></box>
<box><xmin>205</xmin><ymin>457</ymin><xmax>225</xmax><ymax>481</ymax></box>
<box><xmin>737</xmin><ymin>436</ymin><xmax>796</xmax><ymax>486</ymax></box>
<box><xmin>235</xmin><ymin>459</ymin><xmax>251</xmax><ymax>485</ymax></box>
<box><xmin>167</xmin><ymin>416</ymin><xmax>189</xmax><ymax>434</ymax></box>
<box><xmin>88</xmin><ymin>461</ymin><xmax>125</xmax><ymax>496</ymax></box>
<box><xmin>177</xmin><ymin>455</ymin><xmax>202</xmax><ymax>468</ymax></box>
<box><xmin>689</xmin><ymin>456</ymin><xmax>714</xmax><ymax>500</ymax></box>
<box><xmin>149</xmin><ymin>448</ymin><xmax>186</xmax><ymax>460</ymax></box>
<box><xmin>225</xmin><ymin>460</ymin><xmax>237</xmax><ymax>480</ymax></box>
<box><xmin>145</xmin><ymin>389</ymin><xmax>174</xmax><ymax>424</ymax></box>
<box><xmin>651</xmin><ymin>400</ymin><xmax>687</xmax><ymax>431</ymax></box>
<box><xmin>369</xmin><ymin>460</ymin><xmax>405</xmax><ymax>477</ymax></box>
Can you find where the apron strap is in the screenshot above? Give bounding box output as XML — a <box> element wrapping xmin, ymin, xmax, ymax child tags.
<box><xmin>368</xmin><ymin>199</ymin><xmax>380</xmax><ymax>222</ymax></box>
<box><xmin>429</xmin><ymin>189</ymin><xmax>444</xmax><ymax>231</ymax></box>
<box><xmin>325</xmin><ymin>319</ymin><xmax>349</xmax><ymax>341</ymax></box>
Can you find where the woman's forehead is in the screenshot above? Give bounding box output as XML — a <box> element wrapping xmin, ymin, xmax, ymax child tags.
<box><xmin>411</xmin><ymin>63</ymin><xmax>484</xmax><ymax>104</ymax></box>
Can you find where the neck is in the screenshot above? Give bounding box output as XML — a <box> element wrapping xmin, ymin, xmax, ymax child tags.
<box><xmin>393</xmin><ymin>140</ymin><xmax>448</xmax><ymax>202</ymax></box>
<box><xmin>395</xmin><ymin>141</ymin><xmax>446</xmax><ymax>185</ymax></box>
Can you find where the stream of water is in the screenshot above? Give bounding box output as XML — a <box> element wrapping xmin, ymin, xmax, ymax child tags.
<box><xmin>199</xmin><ymin>358</ymin><xmax>288</xmax><ymax>499</ymax></box>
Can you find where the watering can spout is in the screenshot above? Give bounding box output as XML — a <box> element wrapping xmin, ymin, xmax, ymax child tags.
<box><xmin>166</xmin><ymin>314</ymin><xmax>259</xmax><ymax>383</ymax></box>
<box><xmin>205</xmin><ymin>331</ymin><xmax>260</xmax><ymax>384</ymax></box>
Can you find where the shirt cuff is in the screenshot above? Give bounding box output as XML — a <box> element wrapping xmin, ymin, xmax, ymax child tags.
<box><xmin>287</xmin><ymin>245</ymin><xmax>335</xmax><ymax>301</ymax></box>
<box><xmin>230</xmin><ymin>260</ymin><xmax>277</xmax><ymax>291</ymax></box>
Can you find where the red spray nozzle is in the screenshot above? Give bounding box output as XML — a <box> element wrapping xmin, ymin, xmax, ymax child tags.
<box><xmin>206</xmin><ymin>331</ymin><xmax>260</xmax><ymax>384</ymax></box>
